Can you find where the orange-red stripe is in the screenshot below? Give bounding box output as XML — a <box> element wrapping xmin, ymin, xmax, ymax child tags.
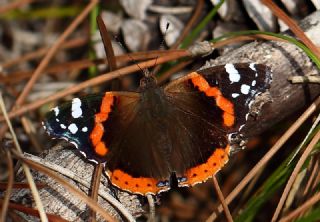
<box><xmin>190</xmin><ymin>74</ymin><xmax>235</xmax><ymax>127</ymax></box>
<box><xmin>90</xmin><ymin>123</ymin><xmax>104</xmax><ymax>146</ymax></box>
<box><xmin>109</xmin><ymin>169</ymin><xmax>162</xmax><ymax>194</ymax></box>
<box><xmin>89</xmin><ymin>93</ymin><xmax>114</xmax><ymax>157</ymax></box>
<box><xmin>181</xmin><ymin>145</ymin><xmax>230</xmax><ymax>186</ymax></box>
<box><xmin>95</xmin><ymin>141</ymin><xmax>108</xmax><ymax>156</ymax></box>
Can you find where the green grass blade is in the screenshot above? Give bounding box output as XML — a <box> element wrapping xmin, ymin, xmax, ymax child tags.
<box><xmin>88</xmin><ymin>5</ymin><xmax>99</xmax><ymax>78</ymax></box>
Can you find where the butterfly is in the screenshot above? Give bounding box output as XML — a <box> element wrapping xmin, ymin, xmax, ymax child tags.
<box><xmin>42</xmin><ymin>63</ymin><xmax>272</xmax><ymax>195</ymax></box>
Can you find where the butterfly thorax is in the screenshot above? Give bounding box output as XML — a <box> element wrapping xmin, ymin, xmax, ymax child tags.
<box><xmin>140</xmin><ymin>83</ymin><xmax>169</xmax><ymax>121</ymax></box>
<box><xmin>138</xmin><ymin>73</ymin><xmax>170</xmax><ymax>119</ymax></box>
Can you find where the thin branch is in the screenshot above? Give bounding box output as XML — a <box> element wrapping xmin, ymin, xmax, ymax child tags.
<box><xmin>0</xmin><ymin>182</ymin><xmax>46</xmax><ymax>190</ymax></box>
<box><xmin>157</xmin><ymin>60</ymin><xmax>192</xmax><ymax>83</ymax></box>
<box><xmin>303</xmin><ymin>159</ymin><xmax>319</xmax><ymax>196</ymax></box>
<box><xmin>0</xmin><ymin>150</ymin><xmax>14</xmax><ymax>221</ymax></box>
<box><xmin>0</xmin><ymin>201</ymin><xmax>69</xmax><ymax>222</ymax></box>
<box><xmin>96</xmin><ymin>14</ymin><xmax>117</xmax><ymax>71</ymax></box>
<box><xmin>90</xmin><ymin>164</ymin><xmax>103</xmax><ymax>222</ymax></box>
<box><xmin>212</xmin><ymin>176</ymin><xmax>233</xmax><ymax>222</ymax></box>
<box><xmin>279</xmin><ymin>189</ymin><xmax>320</xmax><ymax>222</ymax></box>
<box><xmin>146</xmin><ymin>194</ymin><xmax>155</xmax><ymax>222</ymax></box>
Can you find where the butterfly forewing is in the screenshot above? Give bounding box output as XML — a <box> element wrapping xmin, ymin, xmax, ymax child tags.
<box><xmin>43</xmin><ymin>94</ymin><xmax>104</xmax><ymax>161</ymax></box>
<box><xmin>197</xmin><ymin>63</ymin><xmax>272</xmax><ymax>130</ymax></box>
<box><xmin>165</xmin><ymin>63</ymin><xmax>272</xmax><ymax>132</ymax></box>
<box><xmin>43</xmin><ymin>92</ymin><xmax>141</xmax><ymax>163</ymax></box>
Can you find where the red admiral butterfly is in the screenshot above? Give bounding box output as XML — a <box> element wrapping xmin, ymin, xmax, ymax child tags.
<box><xmin>42</xmin><ymin>63</ymin><xmax>272</xmax><ymax>195</ymax></box>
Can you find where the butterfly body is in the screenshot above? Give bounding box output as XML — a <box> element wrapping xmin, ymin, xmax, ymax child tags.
<box><xmin>43</xmin><ymin>63</ymin><xmax>272</xmax><ymax>195</ymax></box>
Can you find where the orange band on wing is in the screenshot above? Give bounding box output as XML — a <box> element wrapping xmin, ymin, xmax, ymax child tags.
<box><xmin>109</xmin><ymin>169</ymin><xmax>164</xmax><ymax>195</ymax></box>
<box><xmin>95</xmin><ymin>113</ymin><xmax>108</xmax><ymax>123</ymax></box>
<box><xmin>223</xmin><ymin>113</ymin><xmax>235</xmax><ymax>127</ymax></box>
<box><xmin>89</xmin><ymin>93</ymin><xmax>114</xmax><ymax>157</ymax></box>
<box><xmin>190</xmin><ymin>73</ymin><xmax>235</xmax><ymax>127</ymax></box>
<box><xmin>95</xmin><ymin>141</ymin><xmax>108</xmax><ymax>156</ymax></box>
<box><xmin>181</xmin><ymin>145</ymin><xmax>230</xmax><ymax>186</ymax></box>
<box><xmin>90</xmin><ymin>123</ymin><xmax>104</xmax><ymax>146</ymax></box>
<box><xmin>206</xmin><ymin>87</ymin><xmax>222</xmax><ymax>97</ymax></box>
<box><xmin>216</xmin><ymin>96</ymin><xmax>234</xmax><ymax>114</ymax></box>
<box><xmin>100</xmin><ymin>94</ymin><xmax>114</xmax><ymax>114</ymax></box>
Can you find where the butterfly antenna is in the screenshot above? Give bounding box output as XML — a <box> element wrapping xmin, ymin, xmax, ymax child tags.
<box><xmin>152</xmin><ymin>22</ymin><xmax>170</xmax><ymax>76</ymax></box>
<box><xmin>114</xmin><ymin>35</ymin><xmax>147</xmax><ymax>76</ymax></box>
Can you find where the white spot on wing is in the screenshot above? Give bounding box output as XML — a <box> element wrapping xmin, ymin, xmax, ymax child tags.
<box><xmin>71</xmin><ymin>98</ymin><xmax>82</xmax><ymax>119</ymax></box>
<box><xmin>249</xmin><ymin>63</ymin><xmax>256</xmax><ymax>71</ymax></box>
<box><xmin>68</xmin><ymin>123</ymin><xmax>78</xmax><ymax>134</ymax></box>
<box><xmin>53</xmin><ymin>107</ymin><xmax>59</xmax><ymax>116</ymax></box>
<box><xmin>241</xmin><ymin>84</ymin><xmax>250</xmax><ymax>95</ymax></box>
<box><xmin>60</xmin><ymin>124</ymin><xmax>67</xmax><ymax>129</ymax></box>
<box><xmin>252</xmin><ymin>80</ymin><xmax>256</xmax><ymax>86</ymax></box>
<box><xmin>56</xmin><ymin>118</ymin><xmax>60</xmax><ymax>122</ymax></box>
<box><xmin>82</xmin><ymin>127</ymin><xmax>88</xmax><ymax>132</ymax></box>
<box><xmin>232</xmin><ymin>93</ymin><xmax>240</xmax><ymax>98</ymax></box>
<box><xmin>225</xmin><ymin>64</ymin><xmax>241</xmax><ymax>83</ymax></box>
